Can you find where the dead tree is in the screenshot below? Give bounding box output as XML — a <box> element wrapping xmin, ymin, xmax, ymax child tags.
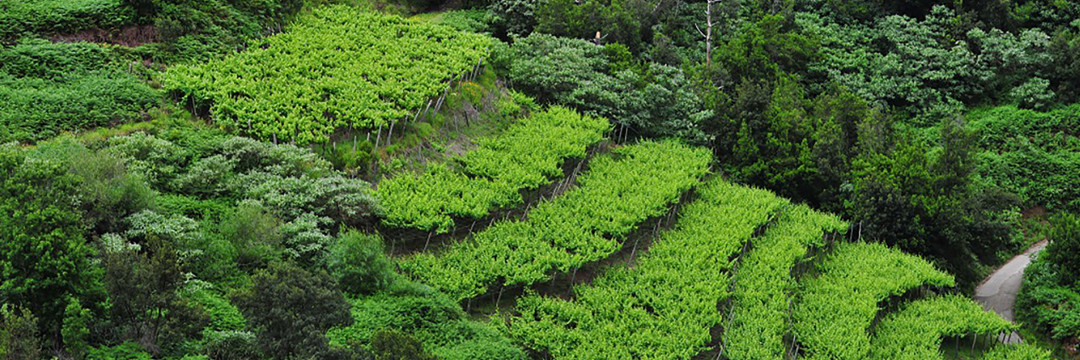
<box><xmin>695</xmin><ymin>0</ymin><xmax>721</xmax><ymax>69</ymax></box>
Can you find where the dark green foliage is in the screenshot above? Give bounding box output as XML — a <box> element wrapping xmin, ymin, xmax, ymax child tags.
<box><xmin>327</xmin><ymin>282</ymin><xmax>527</xmax><ymax>360</ymax></box>
<box><xmin>0</xmin><ymin>146</ymin><xmax>105</xmax><ymax>341</ymax></box>
<box><xmin>0</xmin><ymin>0</ymin><xmax>135</xmax><ymax>41</ymax></box>
<box><xmin>1044</xmin><ymin>213</ymin><xmax>1080</xmax><ymax>286</ymax></box>
<box><xmin>489</xmin><ymin>0</ymin><xmax>538</xmax><ymax>37</ymax></box>
<box><xmin>220</xmin><ymin>201</ymin><xmax>283</xmax><ymax>271</ymax></box>
<box><xmin>0</xmin><ymin>41</ymin><xmax>160</xmax><ymax>144</ymax></box>
<box><xmin>534</xmin><ymin>0</ymin><xmax>649</xmax><ymax>52</ymax></box>
<box><xmin>101</xmin><ymin>235</ymin><xmax>208</xmax><ymax>355</ymax></box>
<box><xmin>713</xmin><ymin>13</ymin><xmax>818</xmax><ymax>85</ymax></box>
<box><xmin>328</xmin><ymin>231</ymin><xmax>395</xmax><ymax>296</ymax></box>
<box><xmin>1017</xmin><ymin>254</ymin><xmax>1080</xmax><ymax>341</ymax></box>
<box><xmin>32</xmin><ymin>139</ymin><xmax>155</xmax><ymax>234</ymax></box>
<box><xmin>149</xmin><ymin>0</ymin><xmax>303</xmax><ymax>62</ymax></box>
<box><xmin>497</xmin><ymin>33</ymin><xmax>710</xmax><ymax>142</ymax></box>
<box><xmin>232</xmin><ymin>261</ymin><xmax>352</xmax><ymax>360</ymax></box>
<box><xmin>1048</xmin><ymin>28</ymin><xmax>1080</xmax><ymax>102</ymax></box>
<box><xmin>86</xmin><ymin>342</ymin><xmax>152</xmax><ymax>360</ymax></box>
<box><xmin>0</xmin><ymin>40</ymin><xmax>113</xmax><ymax>80</ymax></box>
<box><xmin>371</xmin><ymin>330</ymin><xmax>435</xmax><ymax>360</ymax></box>
<box><xmin>202</xmin><ymin>330</ymin><xmax>262</xmax><ymax>360</ymax></box>
<box><xmin>0</xmin><ymin>305</ymin><xmax>43</xmax><ymax>360</ymax></box>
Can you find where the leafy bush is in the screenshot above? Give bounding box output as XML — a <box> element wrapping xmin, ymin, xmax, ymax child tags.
<box><xmin>86</xmin><ymin>342</ymin><xmax>152</xmax><ymax>360</ymax></box>
<box><xmin>498</xmin><ymin>33</ymin><xmax>710</xmax><ymax>142</ymax></box>
<box><xmin>1044</xmin><ymin>213</ymin><xmax>1080</xmax><ymax>286</ymax></box>
<box><xmin>328</xmin><ymin>231</ymin><xmax>395</xmax><ymax>296</ymax></box>
<box><xmin>1016</xmin><ymin>255</ymin><xmax>1080</xmax><ymax>341</ymax></box>
<box><xmin>232</xmin><ymin>261</ymin><xmax>352</xmax><ymax>360</ymax></box>
<box><xmin>969</xmin><ymin>104</ymin><xmax>1080</xmax><ymax>211</ymax></box>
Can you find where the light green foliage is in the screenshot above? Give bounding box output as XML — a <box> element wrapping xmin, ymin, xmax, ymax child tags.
<box><xmin>327</xmin><ymin>282</ymin><xmax>526</xmax><ymax>360</ymax></box>
<box><xmin>182</xmin><ymin>280</ymin><xmax>246</xmax><ymax>332</ymax></box>
<box><xmin>509</xmin><ymin>179</ymin><xmax>787</xmax><ymax>359</ymax></box>
<box><xmin>725</xmin><ymin>205</ymin><xmax>846</xmax><ymax>360</ymax></box>
<box><xmin>377</xmin><ymin>106</ymin><xmax>608</xmax><ymax>232</ymax></box>
<box><xmin>868</xmin><ymin>295</ymin><xmax>1014</xmax><ymax>360</ymax></box>
<box><xmin>62</xmin><ymin>298</ymin><xmax>92</xmax><ymax>359</ymax></box>
<box><xmin>0</xmin><ymin>0</ymin><xmax>134</xmax><ymax>40</ymax></box>
<box><xmin>793</xmin><ymin>242</ymin><xmax>956</xmax><ymax>360</ymax></box>
<box><xmin>982</xmin><ymin>343</ymin><xmax>1054</xmax><ymax>360</ymax></box>
<box><xmin>163</xmin><ymin>6</ymin><xmax>491</xmax><ymax>144</ymax></box>
<box><xmin>401</xmin><ymin>140</ymin><xmax>711</xmax><ymax>300</ymax></box>
<box><xmin>969</xmin><ymin>105</ymin><xmax>1080</xmax><ymax>211</ymax></box>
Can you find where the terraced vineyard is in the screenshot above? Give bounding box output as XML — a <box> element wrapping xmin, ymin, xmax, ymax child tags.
<box><xmin>376</xmin><ymin>106</ymin><xmax>608</xmax><ymax>233</ymax></box>
<box><xmin>163</xmin><ymin>6</ymin><xmax>491</xmax><ymax>144</ymax></box>
<box><xmin>376</xmin><ymin>139</ymin><xmax>1042</xmax><ymax>359</ymax></box>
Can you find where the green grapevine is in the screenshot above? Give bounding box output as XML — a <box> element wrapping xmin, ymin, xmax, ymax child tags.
<box><xmin>376</xmin><ymin>106</ymin><xmax>608</xmax><ymax>233</ymax></box>
<box><xmin>725</xmin><ymin>204</ymin><xmax>846</xmax><ymax>360</ymax></box>
<box><xmin>508</xmin><ymin>179</ymin><xmax>787</xmax><ymax>359</ymax></box>
<box><xmin>399</xmin><ymin>140</ymin><xmax>711</xmax><ymax>301</ymax></box>
<box><xmin>869</xmin><ymin>295</ymin><xmax>1014</xmax><ymax>360</ymax></box>
<box><xmin>793</xmin><ymin>242</ymin><xmax>956</xmax><ymax>360</ymax></box>
<box><xmin>162</xmin><ymin>6</ymin><xmax>491</xmax><ymax>144</ymax></box>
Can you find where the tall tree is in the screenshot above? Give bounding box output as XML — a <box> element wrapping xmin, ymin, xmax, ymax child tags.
<box><xmin>0</xmin><ymin>147</ymin><xmax>104</xmax><ymax>343</ymax></box>
<box><xmin>232</xmin><ymin>261</ymin><xmax>352</xmax><ymax>359</ymax></box>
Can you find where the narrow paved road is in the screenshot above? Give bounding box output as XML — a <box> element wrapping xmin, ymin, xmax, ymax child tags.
<box><xmin>974</xmin><ymin>240</ymin><xmax>1048</xmax><ymax>343</ymax></box>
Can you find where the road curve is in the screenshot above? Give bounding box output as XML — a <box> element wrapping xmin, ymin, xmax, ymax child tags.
<box><xmin>974</xmin><ymin>240</ymin><xmax>1048</xmax><ymax>343</ymax></box>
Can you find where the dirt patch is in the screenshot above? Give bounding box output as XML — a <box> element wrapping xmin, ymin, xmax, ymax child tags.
<box><xmin>52</xmin><ymin>24</ymin><xmax>158</xmax><ymax>47</ymax></box>
<box><xmin>1022</xmin><ymin>206</ymin><xmax>1048</xmax><ymax>220</ymax></box>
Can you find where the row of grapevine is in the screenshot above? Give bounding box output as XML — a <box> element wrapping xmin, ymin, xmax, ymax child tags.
<box><xmin>792</xmin><ymin>242</ymin><xmax>956</xmax><ymax>360</ymax></box>
<box><xmin>162</xmin><ymin>6</ymin><xmax>491</xmax><ymax>144</ymax></box>
<box><xmin>399</xmin><ymin>140</ymin><xmax>711</xmax><ymax>301</ymax></box>
<box><xmin>376</xmin><ymin>106</ymin><xmax>608</xmax><ymax>233</ymax></box>
<box><xmin>724</xmin><ymin>205</ymin><xmax>846</xmax><ymax>360</ymax></box>
<box><xmin>506</xmin><ymin>179</ymin><xmax>787</xmax><ymax>359</ymax></box>
<box><xmin>868</xmin><ymin>295</ymin><xmax>1014</xmax><ymax>360</ymax></box>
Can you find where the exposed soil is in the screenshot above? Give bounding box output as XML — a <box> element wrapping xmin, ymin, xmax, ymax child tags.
<box><xmin>52</xmin><ymin>24</ymin><xmax>159</xmax><ymax>47</ymax></box>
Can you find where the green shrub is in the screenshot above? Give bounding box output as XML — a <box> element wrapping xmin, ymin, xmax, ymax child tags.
<box><xmin>328</xmin><ymin>231</ymin><xmax>394</xmax><ymax>296</ymax></box>
<box><xmin>86</xmin><ymin>342</ymin><xmax>152</xmax><ymax>360</ymax></box>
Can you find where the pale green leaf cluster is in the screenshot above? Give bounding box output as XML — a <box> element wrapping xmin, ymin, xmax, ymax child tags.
<box><xmin>508</xmin><ymin>179</ymin><xmax>786</xmax><ymax>359</ymax></box>
<box><xmin>376</xmin><ymin>106</ymin><xmax>607</xmax><ymax>232</ymax></box>
<box><xmin>982</xmin><ymin>343</ymin><xmax>1054</xmax><ymax>360</ymax></box>
<box><xmin>163</xmin><ymin>6</ymin><xmax>491</xmax><ymax>144</ymax></box>
<box><xmin>725</xmin><ymin>205</ymin><xmax>846</xmax><ymax>360</ymax></box>
<box><xmin>793</xmin><ymin>242</ymin><xmax>956</xmax><ymax>360</ymax></box>
<box><xmin>868</xmin><ymin>295</ymin><xmax>1015</xmax><ymax>360</ymax></box>
<box><xmin>400</xmin><ymin>140</ymin><xmax>711</xmax><ymax>301</ymax></box>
